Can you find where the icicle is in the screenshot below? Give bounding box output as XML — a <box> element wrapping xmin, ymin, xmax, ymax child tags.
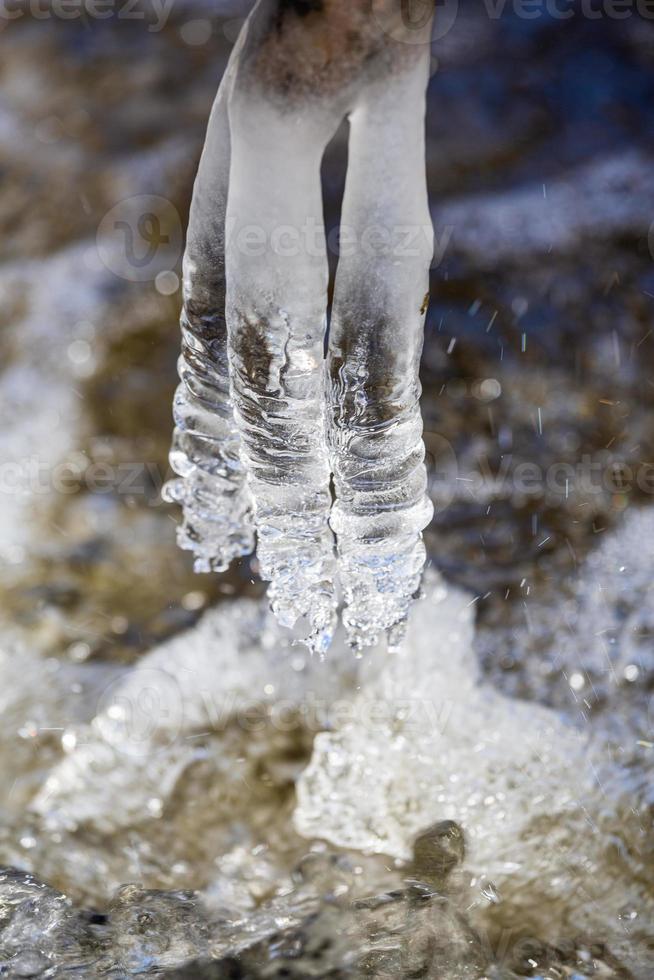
<box><xmin>166</xmin><ymin>1</ymin><xmax>436</xmax><ymax>651</ymax></box>
<box><xmin>223</xmin><ymin>76</ymin><xmax>342</xmax><ymax>653</ymax></box>
<box><xmin>163</xmin><ymin>47</ymin><xmax>254</xmax><ymax>573</ymax></box>
<box><xmin>327</xmin><ymin>48</ymin><xmax>434</xmax><ymax>650</ymax></box>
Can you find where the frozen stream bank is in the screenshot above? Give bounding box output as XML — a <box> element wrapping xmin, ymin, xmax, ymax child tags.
<box><xmin>0</xmin><ymin>512</ymin><xmax>649</xmax><ymax>975</ymax></box>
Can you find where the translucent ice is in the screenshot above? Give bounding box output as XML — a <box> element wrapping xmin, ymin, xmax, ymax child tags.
<box><xmin>326</xmin><ymin>63</ymin><xmax>434</xmax><ymax>650</ymax></box>
<box><xmin>164</xmin><ymin>54</ymin><xmax>255</xmax><ymax>575</ymax></box>
<box><xmin>295</xmin><ymin>574</ymin><xmax>589</xmax><ymax>865</ymax></box>
<box><xmin>166</xmin><ymin>4</ymin><xmax>436</xmax><ymax>651</ymax></box>
<box><xmin>294</xmin><ymin>567</ymin><xmax>654</xmax><ymax>961</ymax></box>
<box><xmin>32</xmin><ymin>595</ymin><xmax>355</xmax><ymax>834</ymax></box>
<box><xmin>21</xmin><ymin>521</ymin><xmax>654</xmax><ymax>973</ymax></box>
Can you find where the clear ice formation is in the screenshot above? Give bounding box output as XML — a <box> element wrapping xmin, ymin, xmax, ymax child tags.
<box><xmin>163</xmin><ymin>58</ymin><xmax>255</xmax><ymax>575</ymax></box>
<box><xmin>28</xmin><ymin>546</ymin><xmax>654</xmax><ymax>969</ymax></box>
<box><xmin>165</xmin><ymin>3</ymin><xmax>435</xmax><ymax>652</ymax></box>
<box><xmin>31</xmin><ymin>594</ymin><xmax>355</xmax><ymax>835</ymax></box>
<box><xmin>295</xmin><ymin>576</ymin><xmax>590</xmax><ymax>865</ymax></box>
<box><xmin>294</xmin><ymin>569</ymin><xmax>654</xmax><ymax>969</ymax></box>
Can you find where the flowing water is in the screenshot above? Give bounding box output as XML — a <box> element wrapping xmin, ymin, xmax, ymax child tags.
<box><xmin>1</xmin><ymin>4</ymin><xmax>654</xmax><ymax>977</ymax></box>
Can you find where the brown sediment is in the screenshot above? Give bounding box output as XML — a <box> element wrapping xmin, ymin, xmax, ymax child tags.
<box><xmin>84</xmin><ymin>306</ymin><xmax>179</xmax><ymax>460</ymax></box>
<box><xmin>231</xmin><ymin>314</ymin><xmax>275</xmax><ymax>390</ymax></box>
<box><xmin>0</xmin><ymin>289</ymin><xmax>26</xmax><ymax>373</ymax></box>
<box><xmin>276</xmin><ymin>0</ymin><xmax>325</xmax><ymax>31</ymax></box>
<box><xmin>329</xmin><ymin>311</ymin><xmax>421</xmax><ymax>426</ymax></box>
<box><xmin>245</xmin><ymin>0</ymin><xmax>430</xmax><ymax>106</ymax></box>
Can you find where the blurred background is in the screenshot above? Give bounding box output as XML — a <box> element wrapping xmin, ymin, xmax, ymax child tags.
<box><xmin>1</xmin><ymin>1</ymin><xmax>654</xmax><ymax>976</ymax></box>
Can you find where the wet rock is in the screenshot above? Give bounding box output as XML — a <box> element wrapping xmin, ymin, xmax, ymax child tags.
<box><xmin>110</xmin><ymin>884</ymin><xmax>212</xmax><ymax>974</ymax></box>
<box><xmin>409</xmin><ymin>821</ymin><xmax>466</xmax><ymax>886</ymax></box>
<box><xmin>0</xmin><ymin>868</ymin><xmax>100</xmax><ymax>976</ymax></box>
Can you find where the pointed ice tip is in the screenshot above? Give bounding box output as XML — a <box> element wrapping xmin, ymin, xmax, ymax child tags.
<box><xmin>192</xmin><ymin>554</ymin><xmax>229</xmax><ymax>574</ymax></box>
<box><xmin>387</xmin><ymin>620</ymin><xmax>407</xmax><ymax>654</ymax></box>
<box><xmin>347</xmin><ymin>630</ymin><xmax>373</xmax><ymax>658</ymax></box>
<box><xmin>192</xmin><ymin>556</ymin><xmax>213</xmax><ymax>574</ymax></box>
<box><xmin>307</xmin><ymin>613</ymin><xmax>337</xmax><ymax>659</ymax></box>
<box><xmin>286</xmin><ymin>607</ymin><xmax>335</xmax><ymax>658</ymax></box>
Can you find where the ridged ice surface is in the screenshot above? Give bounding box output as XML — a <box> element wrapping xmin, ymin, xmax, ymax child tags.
<box><xmin>163</xmin><ymin>64</ymin><xmax>255</xmax><ymax>575</ymax></box>
<box><xmin>165</xmin><ymin>305</ymin><xmax>254</xmax><ymax>572</ymax></box>
<box><xmin>328</xmin><ymin>364</ymin><xmax>433</xmax><ymax>651</ymax></box>
<box><xmin>226</xmin><ymin>303</ymin><xmax>337</xmax><ymax>653</ymax></box>
<box><xmin>164</xmin><ymin>6</ymin><xmax>434</xmax><ymax>652</ymax></box>
<box><xmin>324</xmin><ymin>60</ymin><xmax>435</xmax><ymax>651</ymax></box>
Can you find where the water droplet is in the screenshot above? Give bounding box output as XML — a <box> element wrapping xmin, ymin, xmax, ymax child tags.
<box><xmin>155</xmin><ymin>270</ymin><xmax>180</xmax><ymax>295</ymax></box>
<box><xmin>180</xmin><ymin>18</ymin><xmax>212</xmax><ymax>45</ymax></box>
<box><xmin>569</xmin><ymin>672</ymin><xmax>585</xmax><ymax>692</ymax></box>
<box><xmin>181</xmin><ymin>591</ymin><xmax>206</xmax><ymax>611</ymax></box>
<box><xmin>67</xmin><ymin>339</ymin><xmax>91</xmax><ymax>365</ymax></box>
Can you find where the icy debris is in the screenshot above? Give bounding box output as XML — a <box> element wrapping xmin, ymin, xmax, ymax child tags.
<box><xmin>31</xmin><ymin>595</ymin><xmax>355</xmax><ymax>834</ymax></box>
<box><xmin>0</xmin><ymin>859</ymin><xmax>492</xmax><ymax>980</ymax></box>
<box><xmin>294</xmin><ymin>563</ymin><xmax>654</xmax><ymax>960</ymax></box>
<box><xmin>295</xmin><ymin>573</ymin><xmax>590</xmax><ymax>869</ymax></box>
<box><xmin>13</xmin><ymin>556</ymin><xmax>654</xmax><ymax>973</ymax></box>
<box><xmin>0</xmin><ymin>825</ymin><xmax>633</xmax><ymax>978</ymax></box>
<box><xmin>0</xmin><ymin>868</ymin><xmax>215</xmax><ymax>978</ymax></box>
<box><xmin>436</xmin><ymin>151</ymin><xmax>654</xmax><ymax>268</ymax></box>
<box><xmin>0</xmin><ymin>868</ymin><xmax>99</xmax><ymax>976</ymax></box>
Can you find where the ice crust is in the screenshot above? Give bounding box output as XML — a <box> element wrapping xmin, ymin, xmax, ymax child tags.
<box><xmin>25</xmin><ymin>515</ymin><xmax>654</xmax><ymax>968</ymax></box>
<box><xmin>295</xmin><ymin>575</ymin><xmax>589</xmax><ymax>870</ymax></box>
<box><xmin>32</xmin><ymin>596</ymin><xmax>355</xmax><ymax>834</ymax></box>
